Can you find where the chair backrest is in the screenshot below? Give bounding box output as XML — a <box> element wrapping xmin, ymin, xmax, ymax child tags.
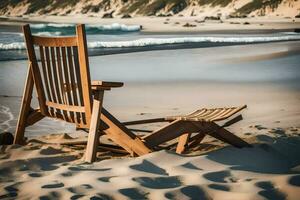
<box><xmin>23</xmin><ymin>24</ymin><xmax>92</xmax><ymax>128</ymax></box>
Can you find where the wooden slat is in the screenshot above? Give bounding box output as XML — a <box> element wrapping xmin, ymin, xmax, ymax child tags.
<box><xmin>67</xmin><ymin>46</ymin><xmax>81</xmax><ymax>124</ymax></box>
<box><xmin>176</xmin><ymin>133</ymin><xmax>190</xmax><ymax>154</ymax></box>
<box><xmin>14</xmin><ymin>63</ymin><xmax>35</xmax><ymax>144</ymax></box>
<box><xmin>45</xmin><ymin>46</ymin><xmax>57</xmax><ymax>117</ymax></box>
<box><xmin>205</xmin><ymin>108</ymin><xmax>228</xmax><ymax>121</ymax></box>
<box><xmin>85</xmin><ymin>91</ymin><xmax>104</xmax><ymax>163</ymax></box>
<box><xmin>32</xmin><ymin>36</ymin><xmax>77</xmax><ymax>47</ymax></box>
<box><xmin>55</xmin><ymin>47</ymin><xmax>69</xmax><ymax>120</ymax></box>
<box><xmin>73</xmin><ymin>46</ymin><xmax>86</xmax><ymax>125</ymax></box>
<box><xmin>101</xmin><ymin>108</ymin><xmax>152</xmax><ymax>156</ymax></box>
<box><xmin>188</xmin><ymin>132</ymin><xmax>206</xmax><ymax>148</ymax></box>
<box><xmin>92</xmin><ymin>80</ymin><xmax>124</xmax><ymax>88</ymax></box>
<box><xmin>39</xmin><ymin>46</ymin><xmax>52</xmax><ymax>105</ymax></box>
<box><xmin>50</xmin><ymin>47</ymin><xmax>63</xmax><ymax>116</ymax></box>
<box><xmin>46</xmin><ymin>101</ymin><xmax>85</xmax><ymax>112</ymax></box>
<box><xmin>61</xmin><ymin>46</ymin><xmax>75</xmax><ymax>122</ymax></box>
<box><xmin>123</xmin><ymin>118</ymin><xmax>167</xmax><ymax>126</ymax></box>
<box><xmin>25</xmin><ymin>109</ymin><xmax>45</xmax><ymax>126</ymax></box>
<box><xmin>144</xmin><ymin>120</ymin><xmax>198</xmax><ymax>148</ymax></box>
<box><xmin>76</xmin><ymin>24</ymin><xmax>92</xmax><ymax>127</ymax></box>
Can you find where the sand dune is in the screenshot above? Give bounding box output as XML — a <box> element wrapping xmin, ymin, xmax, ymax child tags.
<box><xmin>1</xmin><ymin>126</ymin><xmax>299</xmax><ymax>199</ymax></box>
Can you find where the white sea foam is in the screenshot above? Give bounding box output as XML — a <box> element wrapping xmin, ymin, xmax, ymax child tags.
<box><xmin>30</xmin><ymin>23</ymin><xmax>73</xmax><ymax>29</ymax></box>
<box><xmin>87</xmin><ymin>23</ymin><xmax>141</xmax><ymax>32</ymax></box>
<box><xmin>0</xmin><ymin>42</ymin><xmax>26</xmax><ymax>50</ymax></box>
<box><xmin>30</xmin><ymin>23</ymin><xmax>141</xmax><ymax>32</ymax></box>
<box><xmin>33</xmin><ymin>31</ymin><xmax>62</xmax><ymax>36</ymax></box>
<box><xmin>88</xmin><ymin>35</ymin><xmax>300</xmax><ymax>48</ymax></box>
<box><xmin>1</xmin><ymin>34</ymin><xmax>300</xmax><ymax>50</ymax></box>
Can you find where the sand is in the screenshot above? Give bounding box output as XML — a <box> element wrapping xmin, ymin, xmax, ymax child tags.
<box><xmin>1</xmin><ymin>15</ymin><xmax>300</xmax><ymax>33</ymax></box>
<box><xmin>0</xmin><ymin>129</ymin><xmax>300</xmax><ymax>199</ymax></box>
<box><xmin>1</xmin><ymin>16</ymin><xmax>300</xmax><ymax>199</ymax></box>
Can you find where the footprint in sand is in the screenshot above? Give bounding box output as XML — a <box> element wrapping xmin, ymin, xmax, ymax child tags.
<box><xmin>98</xmin><ymin>176</ymin><xmax>115</xmax><ymax>182</ymax></box>
<box><xmin>208</xmin><ymin>183</ymin><xmax>230</xmax><ymax>191</ymax></box>
<box><xmin>165</xmin><ymin>185</ymin><xmax>211</xmax><ymax>200</ymax></box>
<box><xmin>90</xmin><ymin>194</ymin><xmax>114</xmax><ymax>200</ymax></box>
<box><xmin>119</xmin><ymin>187</ymin><xmax>149</xmax><ymax>199</ymax></box>
<box><xmin>40</xmin><ymin>146</ymin><xmax>64</xmax><ymax>155</ymax></box>
<box><xmin>181</xmin><ymin>162</ymin><xmax>203</xmax><ymax>170</ymax></box>
<box><xmin>41</xmin><ymin>181</ymin><xmax>64</xmax><ymax>189</ymax></box>
<box><xmin>68</xmin><ymin>184</ymin><xmax>93</xmax><ymax>195</ymax></box>
<box><xmin>133</xmin><ymin>176</ymin><xmax>182</xmax><ymax>189</ymax></box>
<box><xmin>39</xmin><ymin>191</ymin><xmax>61</xmax><ymax>200</ymax></box>
<box><xmin>28</xmin><ymin>172</ymin><xmax>43</xmax><ymax>178</ymax></box>
<box><xmin>130</xmin><ymin>160</ymin><xmax>168</xmax><ymax>175</ymax></box>
<box><xmin>1</xmin><ymin>184</ymin><xmax>19</xmax><ymax>199</ymax></box>
<box><xmin>203</xmin><ymin>170</ymin><xmax>233</xmax><ymax>183</ymax></box>
<box><xmin>255</xmin><ymin>181</ymin><xmax>286</xmax><ymax>200</ymax></box>
<box><xmin>289</xmin><ymin>175</ymin><xmax>300</xmax><ymax>187</ymax></box>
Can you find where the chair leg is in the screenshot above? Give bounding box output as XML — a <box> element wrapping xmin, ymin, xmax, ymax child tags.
<box><xmin>207</xmin><ymin>122</ymin><xmax>251</xmax><ymax>148</ymax></box>
<box><xmin>14</xmin><ymin>67</ymin><xmax>35</xmax><ymax>145</ymax></box>
<box><xmin>176</xmin><ymin>133</ymin><xmax>190</xmax><ymax>154</ymax></box>
<box><xmin>85</xmin><ymin>91</ymin><xmax>104</xmax><ymax>163</ymax></box>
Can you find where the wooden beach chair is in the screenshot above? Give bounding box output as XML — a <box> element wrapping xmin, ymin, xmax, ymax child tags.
<box><xmin>14</xmin><ymin>24</ymin><xmax>251</xmax><ymax>163</ymax></box>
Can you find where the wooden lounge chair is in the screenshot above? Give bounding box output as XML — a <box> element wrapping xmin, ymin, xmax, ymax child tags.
<box><xmin>14</xmin><ymin>24</ymin><xmax>251</xmax><ymax>163</ymax></box>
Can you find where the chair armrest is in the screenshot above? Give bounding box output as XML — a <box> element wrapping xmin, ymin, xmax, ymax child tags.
<box><xmin>91</xmin><ymin>80</ymin><xmax>124</xmax><ymax>91</ymax></box>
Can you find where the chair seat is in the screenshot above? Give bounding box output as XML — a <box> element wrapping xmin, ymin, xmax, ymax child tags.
<box><xmin>165</xmin><ymin>105</ymin><xmax>247</xmax><ymax>122</ymax></box>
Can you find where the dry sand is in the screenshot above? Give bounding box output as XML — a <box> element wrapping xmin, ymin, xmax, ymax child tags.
<box><xmin>1</xmin><ymin>15</ymin><xmax>300</xmax><ymax>33</ymax></box>
<box><xmin>1</xmin><ymin>16</ymin><xmax>300</xmax><ymax>199</ymax></box>
<box><xmin>0</xmin><ymin>129</ymin><xmax>300</xmax><ymax>199</ymax></box>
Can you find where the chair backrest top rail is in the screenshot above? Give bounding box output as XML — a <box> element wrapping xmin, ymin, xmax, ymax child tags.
<box><xmin>32</xmin><ymin>35</ymin><xmax>77</xmax><ymax>47</ymax></box>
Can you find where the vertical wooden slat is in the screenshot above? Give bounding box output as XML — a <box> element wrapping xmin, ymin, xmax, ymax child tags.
<box><xmin>67</xmin><ymin>46</ymin><xmax>81</xmax><ymax>124</ymax></box>
<box><xmin>61</xmin><ymin>46</ymin><xmax>75</xmax><ymax>122</ymax></box>
<box><xmin>56</xmin><ymin>47</ymin><xmax>69</xmax><ymax>121</ymax></box>
<box><xmin>73</xmin><ymin>46</ymin><xmax>86</xmax><ymax>125</ymax></box>
<box><xmin>50</xmin><ymin>47</ymin><xmax>62</xmax><ymax>116</ymax></box>
<box><xmin>39</xmin><ymin>46</ymin><xmax>53</xmax><ymax>116</ymax></box>
<box><xmin>45</xmin><ymin>46</ymin><xmax>57</xmax><ymax>117</ymax></box>
<box><xmin>76</xmin><ymin>24</ymin><xmax>92</xmax><ymax>127</ymax></box>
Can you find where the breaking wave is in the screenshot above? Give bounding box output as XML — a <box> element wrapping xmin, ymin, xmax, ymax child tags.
<box><xmin>30</xmin><ymin>23</ymin><xmax>141</xmax><ymax>34</ymax></box>
<box><xmin>1</xmin><ymin>34</ymin><xmax>300</xmax><ymax>51</ymax></box>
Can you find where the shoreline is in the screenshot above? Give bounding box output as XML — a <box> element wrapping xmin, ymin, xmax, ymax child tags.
<box><xmin>1</xmin><ymin>16</ymin><xmax>300</xmax><ymax>34</ymax></box>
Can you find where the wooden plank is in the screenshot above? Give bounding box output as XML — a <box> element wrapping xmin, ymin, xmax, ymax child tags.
<box><xmin>45</xmin><ymin>46</ymin><xmax>57</xmax><ymax>117</ymax></box>
<box><xmin>101</xmin><ymin>108</ymin><xmax>151</xmax><ymax>156</ymax></box>
<box><xmin>143</xmin><ymin>120</ymin><xmax>198</xmax><ymax>148</ymax></box>
<box><xmin>45</xmin><ymin>101</ymin><xmax>85</xmax><ymax>112</ymax></box>
<box><xmin>14</xmin><ymin>64</ymin><xmax>34</xmax><ymax>144</ymax></box>
<box><xmin>26</xmin><ymin>109</ymin><xmax>45</xmax><ymax>126</ymax></box>
<box><xmin>67</xmin><ymin>46</ymin><xmax>81</xmax><ymax>123</ymax></box>
<box><xmin>73</xmin><ymin>46</ymin><xmax>86</xmax><ymax>125</ymax></box>
<box><xmin>61</xmin><ymin>46</ymin><xmax>75</xmax><ymax>122</ymax></box>
<box><xmin>55</xmin><ymin>47</ymin><xmax>69</xmax><ymax>120</ymax></box>
<box><xmin>50</xmin><ymin>47</ymin><xmax>62</xmax><ymax>116</ymax></box>
<box><xmin>188</xmin><ymin>132</ymin><xmax>206</xmax><ymax>148</ymax></box>
<box><xmin>76</xmin><ymin>24</ymin><xmax>92</xmax><ymax>127</ymax></box>
<box><xmin>85</xmin><ymin>91</ymin><xmax>104</xmax><ymax>163</ymax></box>
<box><xmin>176</xmin><ymin>133</ymin><xmax>190</xmax><ymax>154</ymax></box>
<box><xmin>39</xmin><ymin>46</ymin><xmax>52</xmax><ymax>115</ymax></box>
<box><xmin>92</xmin><ymin>80</ymin><xmax>124</xmax><ymax>88</ymax></box>
<box><xmin>22</xmin><ymin>25</ymin><xmax>47</xmax><ymax>115</ymax></box>
<box><xmin>194</xmin><ymin>122</ymin><xmax>251</xmax><ymax>148</ymax></box>
<box><xmin>123</xmin><ymin>118</ymin><xmax>167</xmax><ymax>126</ymax></box>
<box><xmin>32</xmin><ymin>36</ymin><xmax>77</xmax><ymax>47</ymax></box>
